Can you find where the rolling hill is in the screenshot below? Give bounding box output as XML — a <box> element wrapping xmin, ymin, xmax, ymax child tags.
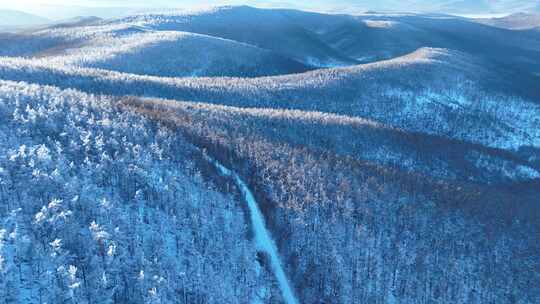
<box><xmin>0</xmin><ymin>17</ymin><xmax>310</xmax><ymax>77</ymax></box>
<box><xmin>474</xmin><ymin>12</ymin><xmax>540</xmax><ymax>30</ymax></box>
<box><xmin>320</xmin><ymin>0</ymin><xmax>539</xmax><ymax>14</ymax></box>
<box><xmin>111</xmin><ymin>6</ymin><xmax>540</xmax><ymax>78</ymax></box>
<box><xmin>0</xmin><ymin>22</ymin><xmax>145</xmax><ymax>58</ymax></box>
<box><xmin>48</xmin><ymin>16</ymin><xmax>103</xmax><ymax>29</ymax></box>
<box><xmin>0</xmin><ymin>9</ymin><xmax>50</xmax><ymax>28</ymax></box>
<box><xmin>0</xmin><ymin>5</ymin><xmax>539</xmax><ymax>304</ymax></box>
<box><xmin>340</xmin><ymin>13</ymin><xmax>540</xmax><ymax>75</ymax></box>
<box><xmin>48</xmin><ymin>30</ymin><xmax>310</xmax><ymax>77</ymax></box>
<box><xmin>121</xmin><ymin>93</ymin><xmax>540</xmax><ymax>304</ymax></box>
<box><xmin>112</xmin><ymin>6</ymin><xmax>361</xmax><ymax>67</ymax></box>
<box><xmin>1</xmin><ymin>47</ymin><xmax>538</xmax><ymax>153</ymax></box>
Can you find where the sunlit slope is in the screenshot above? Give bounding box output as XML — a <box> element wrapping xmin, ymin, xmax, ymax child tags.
<box><xmin>0</xmin><ymin>23</ymin><xmax>146</xmax><ymax>57</ymax></box>
<box><xmin>1</xmin><ymin>48</ymin><xmax>538</xmax><ymax>152</ymax></box>
<box><xmin>0</xmin><ymin>80</ymin><xmax>274</xmax><ymax>303</ymax></box>
<box><xmin>112</xmin><ymin>6</ymin><xmax>540</xmax><ymax>76</ymax></box>
<box><xmin>122</xmin><ymin>97</ymin><xmax>539</xmax><ymax>184</ymax></box>
<box><xmin>0</xmin><ymin>32</ymin><xmax>69</xmax><ymax>57</ymax></box>
<box><xmin>474</xmin><ymin>12</ymin><xmax>540</xmax><ymax>30</ymax></box>
<box><xmin>333</xmin><ymin>13</ymin><xmax>540</xmax><ymax>62</ymax></box>
<box><xmin>121</xmin><ymin>93</ymin><xmax>540</xmax><ymax>304</ymax></box>
<box><xmin>0</xmin><ymin>18</ymin><xmax>309</xmax><ymax>77</ymax></box>
<box><xmin>48</xmin><ymin>31</ymin><xmax>310</xmax><ymax>77</ymax></box>
<box><xmin>5</xmin><ymin>5</ymin><xmax>539</xmax><ymax>77</ymax></box>
<box><xmin>112</xmin><ymin>6</ymin><xmax>360</xmax><ymax>67</ymax></box>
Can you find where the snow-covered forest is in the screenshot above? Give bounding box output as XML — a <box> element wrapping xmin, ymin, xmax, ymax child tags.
<box><xmin>0</xmin><ymin>81</ymin><xmax>278</xmax><ymax>303</ymax></box>
<box><xmin>123</xmin><ymin>95</ymin><xmax>540</xmax><ymax>303</ymax></box>
<box><xmin>0</xmin><ymin>5</ymin><xmax>539</xmax><ymax>304</ymax></box>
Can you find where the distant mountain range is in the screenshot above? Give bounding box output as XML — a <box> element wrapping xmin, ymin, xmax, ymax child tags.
<box><xmin>0</xmin><ymin>9</ymin><xmax>51</xmax><ymax>30</ymax></box>
<box><xmin>2</xmin><ymin>1</ymin><xmax>540</xmax><ymax>25</ymax></box>
<box><xmin>8</xmin><ymin>5</ymin><xmax>135</xmax><ymax>21</ymax></box>
<box><xmin>475</xmin><ymin>12</ymin><xmax>540</xmax><ymax>29</ymax></box>
<box><xmin>277</xmin><ymin>0</ymin><xmax>540</xmax><ymax>14</ymax></box>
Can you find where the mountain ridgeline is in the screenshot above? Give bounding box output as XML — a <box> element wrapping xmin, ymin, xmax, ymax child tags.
<box><xmin>0</xmin><ymin>5</ymin><xmax>538</xmax><ymax>304</ymax></box>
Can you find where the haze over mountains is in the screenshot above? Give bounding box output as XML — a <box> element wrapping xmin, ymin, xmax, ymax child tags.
<box><xmin>0</xmin><ymin>4</ymin><xmax>538</xmax><ymax>304</ymax></box>
<box><xmin>476</xmin><ymin>12</ymin><xmax>540</xmax><ymax>29</ymax></box>
<box><xmin>0</xmin><ymin>9</ymin><xmax>51</xmax><ymax>31</ymax></box>
<box><xmin>2</xmin><ymin>0</ymin><xmax>540</xmax><ymax>27</ymax></box>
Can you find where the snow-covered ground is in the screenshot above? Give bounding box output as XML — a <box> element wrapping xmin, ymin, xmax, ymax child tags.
<box><xmin>0</xmin><ymin>80</ymin><xmax>273</xmax><ymax>303</ymax></box>
<box><xmin>207</xmin><ymin>154</ymin><xmax>298</xmax><ymax>304</ymax></box>
<box><xmin>44</xmin><ymin>30</ymin><xmax>308</xmax><ymax>77</ymax></box>
<box><xmin>0</xmin><ymin>47</ymin><xmax>538</xmax><ymax>154</ymax></box>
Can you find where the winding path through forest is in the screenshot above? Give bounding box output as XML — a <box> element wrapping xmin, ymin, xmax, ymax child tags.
<box><xmin>204</xmin><ymin>154</ymin><xmax>299</xmax><ymax>304</ymax></box>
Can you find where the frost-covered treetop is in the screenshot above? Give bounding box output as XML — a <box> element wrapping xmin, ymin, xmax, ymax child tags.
<box><xmin>111</xmin><ymin>5</ymin><xmax>264</xmax><ymax>27</ymax></box>
<box><xmin>45</xmin><ymin>30</ymin><xmax>277</xmax><ymax>67</ymax></box>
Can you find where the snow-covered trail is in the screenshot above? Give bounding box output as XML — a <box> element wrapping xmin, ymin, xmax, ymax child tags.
<box><xmin>205</xmin><ymin>154</ymin><xmax>299</xmax><ymax>304</ymax></box>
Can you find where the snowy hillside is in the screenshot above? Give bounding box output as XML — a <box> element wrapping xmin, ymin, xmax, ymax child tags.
<box><xmin>474</xmin><ymin>12</ymin><xmax>540</xmax><ymax>30</ymax></box>
<box><xmin>0</xmin><ymin>80</ymin><xmax>278</xmax><ymax>303</ymax></box>
<box><xmin>0</xmin><ymin>18</ymin><xmax>309</xmax><ymax>78</ymax></box>
<box><xmin>1</xmin><ymin>48</ymin><xmax>538</xmax><ymax>153</ymax></box>
<box><xmin>48</xmin><ymin>31</ymin><xmax>310</xmax><ymax>77</ymax></box>
<box><xmin>122</xmin><ymin>94</ymin><xmax>540</xmax><ymax>304</ymax></box>
<box><xmin>122</xmin><ymin>96</ymin><xmax>540</xmax><ymax>184</ymax></box>
<box><xmin>112</xmin><ymin>6</ymin><xmax>361</xmax><ymax>67</ymax></box>
<box><xmin>0</xmin><ymin>5</ymin><xmax>539</xmax><ymax>304</ymax></box>
<box><xmin>112</xmin><ymin>6</ymin><xmax>540</xmax><ymax>73</ymax></box>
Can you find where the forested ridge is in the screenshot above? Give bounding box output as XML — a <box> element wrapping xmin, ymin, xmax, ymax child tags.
<box><xmin>122</xmin><ymin>95</ymin><xmax>540</xmax><ymax>303</ymax></box>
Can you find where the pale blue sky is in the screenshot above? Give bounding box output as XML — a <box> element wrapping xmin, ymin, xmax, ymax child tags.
<box><xmin>4</xmin><ymin>0</ymin><xmax>538</xmax><ymax>9</ymax></box>
<box><xmin>2</xmin><ymin>0</ymin><xmax>539</xmax><ymax>20</ymax></box>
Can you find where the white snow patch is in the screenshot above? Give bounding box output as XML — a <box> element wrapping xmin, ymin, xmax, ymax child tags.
<box><xmin>206</xmin><ymin>154</ymin><xmax>299</xmax><ymax>304</ymax></box>
<box><xmin>515</xmin><ymin>165</ymin><xmax>540</xmax><ymax>179</ymax></box>
<box><xmin>363</xmin><ymin>20</ymin><xmax>399</xmax><ymax>28</ymax></box>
